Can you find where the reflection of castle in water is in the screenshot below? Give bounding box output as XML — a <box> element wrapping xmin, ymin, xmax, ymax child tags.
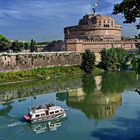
<box><xmin>67</xmin><ymin>89</ymin><xmax>121</xmax><ymax>120</ymax></box>
<box><xmin>65</xmin><ymin>75</ymin><xmax>122</xmax><ymax>120</ymax></box>
<box><xmin>27</xmin><ymin>116</ymin><xmax>67</xmax><ymax>134</ymax></box>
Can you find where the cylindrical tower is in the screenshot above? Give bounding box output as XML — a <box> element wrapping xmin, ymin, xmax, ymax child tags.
<box><xmin>64</xmin><ymin>14</ymin><xmax>122</xmax><ymax>41</ymax></box>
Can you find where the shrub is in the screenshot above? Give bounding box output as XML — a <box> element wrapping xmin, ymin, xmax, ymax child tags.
<box><xmin>81</xmin><ymin>49</ymin><xmax>96</xmax><ymax>74</ymax></box>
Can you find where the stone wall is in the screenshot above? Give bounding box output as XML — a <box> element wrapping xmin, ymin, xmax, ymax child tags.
<box><xmin>66</xmin><ymin>39</ymin><xmax>137</xmax><ymax>52</ymax></box>
<box><xmin>0</xmin><ymin>52</ymin><xmax>83</xmax><ymax>72</ymax></box>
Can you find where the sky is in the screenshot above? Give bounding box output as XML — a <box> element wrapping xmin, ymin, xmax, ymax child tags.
<box><xmin>0</xmin><ymin>0</ymin><xmax>139</xmax><ymax>41</ymax></box>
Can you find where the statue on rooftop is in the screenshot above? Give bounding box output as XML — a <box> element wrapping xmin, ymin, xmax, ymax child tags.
<box><xmin>91</xmin><ymin>2</ymin><xmax>98</xmax><ymax>14</ymax></box>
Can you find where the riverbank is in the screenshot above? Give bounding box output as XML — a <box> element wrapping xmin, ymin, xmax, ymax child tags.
<box><xmin>0</xmin><ymin>66</ymin><xmax>103</xmax><ymax>84</ymax></box>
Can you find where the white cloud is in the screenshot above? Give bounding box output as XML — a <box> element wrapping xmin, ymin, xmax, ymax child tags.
<box><xmin>0</xmin><ymin>0</ymin><xmax>138</xmax><ymax>40</ymax></box>
<box><xmin>0</xmin><ymin>1</ymin><xmax>90</xmax><ymax>21</ymax></box>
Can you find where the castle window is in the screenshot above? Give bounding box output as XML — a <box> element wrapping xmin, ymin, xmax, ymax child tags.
<box><xmin>99</xmin><ymin>20</ymin><xmax>101</xmax><ymax>26</ymax></box>
<box><xmin>111</xmin><ymin>21</ymin><xmax>114</xmax><ymax>26</ymax></box>
<box><xmin>104</xmin><ymin>24</ymin><xmax>110</xmax><ymax>27</ymax></box>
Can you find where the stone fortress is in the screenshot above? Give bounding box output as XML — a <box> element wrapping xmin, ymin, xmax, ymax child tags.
<box><xmin>64</xmin><ymin>13</ymin><xmax>137</xmax><ymax>52</ymax></box>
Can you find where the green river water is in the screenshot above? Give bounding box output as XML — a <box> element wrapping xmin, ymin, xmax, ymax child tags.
<box><xmin>0</xmin><ymin>71</ymin><xmax>140</xmax><ymax>140</ymax></box>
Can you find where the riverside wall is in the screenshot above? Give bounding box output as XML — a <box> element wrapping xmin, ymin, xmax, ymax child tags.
<box><xmin>0</xmin><ymin>52</ymin><xmax>85</xmax><ymax>72</ymax></box>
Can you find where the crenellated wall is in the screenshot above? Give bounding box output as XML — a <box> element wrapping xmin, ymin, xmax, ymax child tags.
<box><xmin>66</xmin><ymin>39</ymin><xmax>137</xmax><ymax>52</ymax></box>
<box><xmin>0</xmin><ymin>52</ymin><xmax>84</xmax><ymax>72</ymax></box>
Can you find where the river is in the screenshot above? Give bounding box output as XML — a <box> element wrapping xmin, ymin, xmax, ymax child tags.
<box><xmin>0</xmin><ymin>71</ymin><xmax>140</xmax><ymax>140</ymax></box>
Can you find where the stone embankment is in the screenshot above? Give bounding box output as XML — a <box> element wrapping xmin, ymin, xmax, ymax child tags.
<box><xmin>0</xmin><ymin>52</ymin><xmax>83</xmax><ymax>72</ymax></box>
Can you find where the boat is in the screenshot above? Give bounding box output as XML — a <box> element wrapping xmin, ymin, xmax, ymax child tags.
<box><xmin>23</xmin><ymin>103</ymin><xmax>66</xmax><ymax>123</ymax></box>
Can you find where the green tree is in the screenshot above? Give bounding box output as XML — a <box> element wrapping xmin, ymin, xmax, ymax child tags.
<box><xmin>11</xmin><ymin>40</ymin><xmax>21</xmax><ymax>52</ymax></box>
<box><xmin>24</xmin><ymin>42</ymin><xmax>30</xmax><ymax>50</ymax></box>
<box><xmin>131</xmin><ymin>57</ymin><xmax>140</xmax><ymax>74</ymax></box>
<box><xmin>111</xmin><ymin>1</ymin><xmax>140</xmax><ymax>72</ymax></box>
<box><xmin>113</xmin><ymin>0</ymin><xmax>140</xmax><ymax>29</ymax></box>
<box><xmin>100</xmin><ymin>48</ymin><xmax>128</xmax><ymax>70</ymax></box>
<box><xmin>0</xmin><ymin>35</ymin><xmax>11</xmax><ymax>52</ymax></box>
<box><xmin>81</xmin><ymin>49</ymin><xmax>96</xmax><ymax>74</ymax></box>
<box><xmin>30</xmin><ymin>39</ymin><xmax>37</xmax><ymax>52</ymax></box>
<box><xmin>18</xmin><ymin>42</ymin><xmax>24</xmax><ymax>52</ymax></box>
<box><xmin>135</xmin><ymin>34</ymin><xmax>140</xmax><ymax>54</ymax></box>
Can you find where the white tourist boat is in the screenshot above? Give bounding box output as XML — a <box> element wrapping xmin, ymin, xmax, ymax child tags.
<box><xmin>23</xmin><ymin>103</ymin><xmax>66</xmax><ymax>123</ymax></box>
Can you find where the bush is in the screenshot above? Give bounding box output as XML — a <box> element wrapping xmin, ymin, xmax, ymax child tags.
<box><xmin>100</xmin><ymin>48</ymin><xmax>128</xmax><ymax>70</ymax></box>
<box><xmin>131</xmin><ymin>57</ymin><xmax>140</xmax><ymax>74</ymax></box>
<box><xmin>81</xmin><ymin>49</ymin><xmax>96</xmax><ymax>74</ymax></box>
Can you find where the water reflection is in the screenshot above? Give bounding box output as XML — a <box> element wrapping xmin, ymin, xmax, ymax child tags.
<box><xmin>0</xmin><ymin>76</ymin><xmax>82</xmax><ymax>103</ymax></box>
<box><xmin>0</xmin><ymin>72</ymin><xmax>140</xmax><ymax>139</ymax></box>
<box><xmin>26</xmin><ymin>117</ymin><xmax>67</xmax><ymax>134</ymax></box>
<box><xmin>0</xmin><ymin>103</ymin><xmax>13</xmax><ymax>116</ymax></box>
<box><xmin>57</xmin><ymin>72</ymin><xmax>138</xmax><ymax>121</ymax></box>
<box><xmin>0</xmin><ymin>72</ymin><xmax>139</xmax><ymax>120</ymax></box>
<box><xmin>101</xmin><ymin>71</ymin><xmax>137</xmax><ymax>94</ymax></box>
<box><xmin>66</xmin><ymin>85</ymin><xmax>122</xmax><ymax>120</ymax></box>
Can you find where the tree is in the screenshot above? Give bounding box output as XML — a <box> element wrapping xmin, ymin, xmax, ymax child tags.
<box><xmin>24</xmin><ymin>42</ymin><xmax>30</xmax><ymax>50</ymax></box>
<box><xmin>81</xmin><ymin>49</ymin><xmax>96</xmax><ymax>74</ymax></box>
<box><xmin>113</xmin><ymin>0</ymin><xmax>140</xmax><ymax>73</ymax></box>
<box><xmin>30</xmin><ymin>39</ymin><xmax>37</xmax><ymax>52</ymax></box>
<box><xmin>100</xmin><ymin>48</ymin><xmax>128</xmax><ymax>70</ymax></box>
<box><xmin>113</xmin><ymin>0</ymin><xmax>140</xmax><ymax>29</ymax></box>
<box><xmin>131</xmin><ymin>57</ymin><xmax>140</xmax><ymax>74</ymax></box>
<box><xmin>0</xmin><ymin>35</ymin><xmax>11</xmax><ymax>52</ymax></box>
<box><xmin>135</xmin><ymin>34</ymin><xmax>140</xmax><ymax>54</ymax></box>
<box><xmin>11</xmin><ymin>40</ymin><xmax>21</xmax><ymax>52</ymax></box>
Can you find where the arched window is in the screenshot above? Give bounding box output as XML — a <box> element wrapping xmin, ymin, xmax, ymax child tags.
<box><xmin>111</xmin><ymin>21</ymin><xmax>113</xmax><ymax>26</ymax></box>
<box><xmin>99</xmin><ymin>20</ymin><xmax>101</xmax><ymax>26</ymax></box>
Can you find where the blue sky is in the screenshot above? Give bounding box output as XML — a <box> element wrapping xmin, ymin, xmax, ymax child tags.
<box><xmin>0</xmin><ymin>0</ymin><xmax>139</xmax><ymax>41</ymax></box>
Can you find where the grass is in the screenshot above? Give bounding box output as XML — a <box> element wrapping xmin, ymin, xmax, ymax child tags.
<box><xmin>0</xmin><ymin>66</ymin><xmax>104</xmax><ymax>84</ymax></box>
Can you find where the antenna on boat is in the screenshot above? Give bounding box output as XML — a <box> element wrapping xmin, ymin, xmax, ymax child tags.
<box><xmin>31</xmin><ymin>95</ymin><xmax>36</xmax><ymax>106</ymax></box>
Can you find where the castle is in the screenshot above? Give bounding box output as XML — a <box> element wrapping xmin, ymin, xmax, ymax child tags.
<box><xmin>64</xmin><ymin>14</ymin><xmax>137</xmax><ymax>52</ymax></box>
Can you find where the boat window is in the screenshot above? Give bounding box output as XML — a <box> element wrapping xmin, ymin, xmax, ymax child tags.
<box><xmin>36</xmin><ymin>114</ymin><xmax>40</xmax><ymax>117</ymax></box>
<box><xmin>50</xmin><ymin>112</ymin><xmax>54</xmax><ymax>114</ymax></box>
<box><xmin>55</xmin><ymin>110</ymin><xmax>59</xmax><ymax>113</ymax></box>
<box><xmin>41</xmin><ymin>114</ymin><xmax>45</xmax><ymax>116</ymax></box>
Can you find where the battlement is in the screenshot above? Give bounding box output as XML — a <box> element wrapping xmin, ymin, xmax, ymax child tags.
<box><xmin>66</xmin><ymin>39</ymin><xmax>137</xmax><ymax>44</ymax></box>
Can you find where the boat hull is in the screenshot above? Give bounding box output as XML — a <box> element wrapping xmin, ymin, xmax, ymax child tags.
<box><xmin>31</xmin><ymin>112</ymin><xmax>66</xmax><ymax>123</ymax></box>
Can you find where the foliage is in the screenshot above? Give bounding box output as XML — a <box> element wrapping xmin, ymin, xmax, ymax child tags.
<box><xmin>0</xmin><ymin>35</ymin><xmax>11</xmax><ymax>52</ymax></box>
<box><xmin>30</xmin><ymin>39</ymin><xmax>37</xmax><ymax>52</ymax></box>
<box><xmin>101</xmin><ymin>71</ymin><xmax>136</xmax><ymax>94</ymax></box>
<box><xmin>24</xmin><ymin>42</ymin><xmax>30</xmax><ymax>50</ymax></box>
<box><xmin>113</xmin><ymin>0</ymin><xmax>140</xmax><ymax>29</ymax></box>
<box><xmin>100</xmin><ymin>48</ymin><xmax>128</xmax><ymax>70</ymax></box>
<box><xmin>81</xmin><ymin>49</ymin><xmax>96</xmax><ymax>74</ymax></box>
<box><xmin>36</xmin><ymin>42</ymin><xmax>49</xmax><ymax>45</ymax></box>
<box><xmin>82</xmin><ymin>74</ymin><xmax>96</xmax><ymax>95</ymax></box>
<box><xmin>11</xmin><ymin>41</ymin><xmax>22</xmax><ymax>52</ymax></box>
<box><xmin>131</xmin><ymin>57</ymin><xmax>140</xmax><ymax>74</ymax></box>
<box><xmin>46</xmin><ymin>40</ymin><xmax>64</xmax><ymax>52</ymax></box>
<box><xmin>0</xmin><ymin>66</ymin><xmax>83</xmax><ymax>83</ymax></box>
<box><xmin>135</xmin><ymin>34</ymin><xmax>140</xmax><ymax>54</ymax></box>
<box><xmin>0</xmin><ymin>34</ymin><xmax>31</xmax><ymax>52</ymax></box>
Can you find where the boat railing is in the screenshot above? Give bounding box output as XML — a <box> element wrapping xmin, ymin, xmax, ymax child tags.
<box><xmin>29</xmin><ymin>104</ymin><xmax>55</xmax><ymax>112</ymax></box>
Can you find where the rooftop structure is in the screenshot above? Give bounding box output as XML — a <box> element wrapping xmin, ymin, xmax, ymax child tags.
<box><xmin>64</xmin><ymin>14</ymin><xmax>122</xmax><ymax>41</ymax></box>
<box><xmin>64</xmin><ymin>14</ymin><xmax>137</xmax><ymax>52</ymax></box>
